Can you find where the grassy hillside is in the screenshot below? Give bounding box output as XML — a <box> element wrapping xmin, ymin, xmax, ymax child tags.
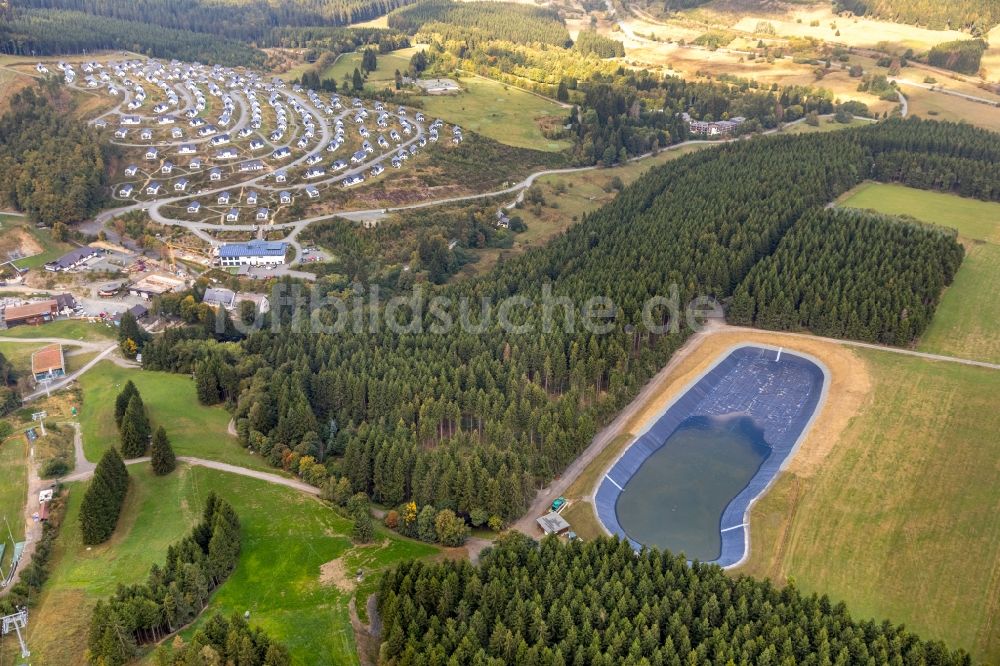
<box><xmin>0</xmin><ymin>212</ymin><xmax>74</xmax><ymax>271</ymax></box>
<box><xmin>77</xmin><ymin>362</ymin><xmax>269</xmax><ymax>470</ymax></box>
<box><xmin>740</xmin><ymin>349</ymin><xmax>1000</xmax><ymax>662</ymax></box>
<box><xmin>0</xmin><ymin>433</ymin><xmax>27</xmax><ymax>574</ymax></box>
<box><xmin>418</xmin><ymin>75</ymin><xmax>571</xmax><ymax>151</ymax></box>
<box><xmin>0</xmin><ymin>319</ymin><xmax>115</xmax><ymax>343</ymax></box>
<box><xmin>14</xmin><ymin>464</ymin><xmax>436</xmax><ymax>664</ymax></box>
<box><xmin>320</xmin><ymin>46</ymin><xmax>422</xmax><ymax>89</ymax></box>
<box><xmin>839</xmin><ymin>182</ymin><xmax>1000</xmax><ymax>362</ymax></box>
<box><xmin>901</xmin><ymin>83</ymin><xmax>1000</xmax><ymax>133</ymax></box>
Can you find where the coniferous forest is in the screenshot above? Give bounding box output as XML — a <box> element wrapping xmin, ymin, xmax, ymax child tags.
<box><xmin>0</xmin><ymin>0</ymin><xmax>419</xmax><ymax>64</ymax></box>
<box><xmin>377</xmin><ymin>533</ymin><xmax>971</xmax><ymax>665</ymax></box>
<box><xmin>139</xmin><ymin>119</ymin><xmax>1000</xmax><ymax>526</ymax></box>
<box><xmin>14</xmin><ymin>0</ymin><xmax>420</xmax><ymax>41</ymax></box>
<box><xmin>387</xmin><ymin>0</ymin><xmax>570</xmax><ymax>47</ymax></box>
<box><xmin>0</xmin><ymin>9</ymin><xmax>266</xmax><ymax>66</ymax></box>
<box><xmin>925</xmin><ymin>39</ymin><xmax>989</xmax><ymax>75</ymax></box>
<box><xmin>154</xmin><ymin>614</ymin><xmax>290</xmax><ymax>666</ymax></box>
<box><xmin>574</xmin><ymin>30</ymin><xmax>626</xmax><ymax>59</ymax></box>
<box><xmin>835</xmin><ymin>0</ymin><xmax>999</xmax><ymax>34</ymax></box>
<box><xmin>729</xmin><ymin>209</ymin><xmax>964</xmax><ymax>345</ymax></box>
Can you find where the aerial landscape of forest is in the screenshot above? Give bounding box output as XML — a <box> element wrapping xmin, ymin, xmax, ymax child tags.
<box><xmin>0</xmin><ymin>0</ymin><xmax>998</xmax><ymax>663</ymax></box>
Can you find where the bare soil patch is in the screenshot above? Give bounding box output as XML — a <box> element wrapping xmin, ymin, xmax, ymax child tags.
<box><xmin>0</xmin><ymin>227</ymin><xmax>44</xmax><ymax>262</ymax></box>
<box><xmin>319</xmin><ymin>557</ymin><xmax>354</xmax><ymax>591</ymax></box>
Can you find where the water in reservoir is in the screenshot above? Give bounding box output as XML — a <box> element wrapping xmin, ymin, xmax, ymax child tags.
<box><xmin>615</xmin><ymin>414</ymin><xmax>771</xmax><ymax>562</ymax></box>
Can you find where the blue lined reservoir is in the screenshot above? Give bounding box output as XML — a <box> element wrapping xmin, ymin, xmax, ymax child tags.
<box><xmin>595</xmin><ymin>345</ymin><xmax>827</xmax><ymax>567</ymax></box>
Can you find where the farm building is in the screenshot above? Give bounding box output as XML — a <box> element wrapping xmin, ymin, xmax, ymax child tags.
<box><xmin>2</xmin><ymin>300</ymin><xmax>58</xmax><ymax>328</ymax></box>
<box><xmin>31</xmin><ymin>344</ymin><xmax>66</xmax><ymax>381</ymax></box>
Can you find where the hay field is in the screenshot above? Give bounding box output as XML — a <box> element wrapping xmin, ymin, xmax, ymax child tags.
<box><xmin>900</xmin><ymin>83</ymin><xmax>1000</xmax><ymax>133</ymax></box>
<box><xmin>741</xmin><ymin>349</ymin><xmax>1000</xmax><ymax>663</ymax></box>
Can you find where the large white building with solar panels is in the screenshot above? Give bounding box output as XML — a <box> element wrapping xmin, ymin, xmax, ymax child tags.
<box><xmin>216</xmin><ymin>240</ymin><xmax>288</xmax><ymax>267</ymax></box>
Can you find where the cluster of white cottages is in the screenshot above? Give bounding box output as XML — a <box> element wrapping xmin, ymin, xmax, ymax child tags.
<box><xmin>90</xmin><ymin>56</ymin><xmax>468</xmax><ymax>226</ymax></box>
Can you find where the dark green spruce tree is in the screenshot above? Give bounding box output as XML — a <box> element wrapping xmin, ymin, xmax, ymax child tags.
<box><xmin>195</xmin><ymin>360</ymin><xmax>221</xmax><ymax>405</ymax></box>
<box><xmin>348</xmin><ymin>493</ymin><xmax>375</xmax><ymax>544</ymax></box>
<box><xmin>114</xmin><ymin>380</ymin><xmax>140</xmax><ymax>428</ymax></box>
<box><xmin>120</xmin><ymin>394</ymin><xmax>150</xmax><ymax>458</ymax></box>
<box><xmin>150</xmin><ymin>426</ymin><xmax>176</xmax><ymax>475</ymax></box>
<box><xmin>79</xmin><ymin>448</ymin><xmax>129</xmax><ymax>545</ymax></box>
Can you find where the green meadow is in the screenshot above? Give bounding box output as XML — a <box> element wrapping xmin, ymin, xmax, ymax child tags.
<box><xmin>0</xmin><ymin>319</ymin><xmax>116</xmax><ymax>343</ymax></box>
<box><xmin>77</xmin><ymin>361</ymin><xmax>268</xmax><ymax>470</ymax></box>
<box><xmin>16</xmin><ymin>464</ymin><xmax>437</xmax><ymax>665</ymax></box>
<box><xmin>0</xmin><ymin>432</ymin><xmax>27</xmax><ymax>574</ymax></box>
<box><xmin>321</xmin><ymin>47</ymin><xmax>422</xmax><ymax>90</ymax></box>
<box><xmin>418</xmin><ymin>75</ymin><xmax>571</xmax><ymax>151</ymax></box>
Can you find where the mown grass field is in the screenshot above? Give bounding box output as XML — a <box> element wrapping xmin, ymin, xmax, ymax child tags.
<box><xmin>919</xmin><ymin>242</ymin><xmax>1000</xmax><ymax>364</ymax></box>
<box><xmin>740</xmin><ymin>349</ymin><xmax>1000</xmax><ymax>663</ymax></box>
<box><xmin>839</xmin><ymin>182</ymin><xmax>1000</xmax><ymax>243</ymax></box>
<box><xmin>0</xmin><ymin>342</ymin><xmax>46</xmax><ymax>377</ymax></box>
<box><xmin>0</xmin><ymin>341</ymin><xmax>92</xmax><ymax>379</ymax></box>
<box><xmin>0</xmin><ymin>318</ymin><xmax>116</xmax><ymax>343</ymax></box>
<box><xmin>839</xmin><ymin>183</ymin><xmax>1000</xmax><ymax>363</ymax></box>
<box><xmin>0</xmin><ymin>67</ymin><xmax>35</xmax><ymax>114</ymax></box>
<box><xmin>321</xmin><ymin>47</ymin><xmax>422</xmax><ymax>90</ymax></box>
<box><xmin>0</xmin><ymin>431</ymin><xmax>27</xmax><ymax>573</ymax></box>
<box><xmin>418</xmin><ymin>75</ymin><xmax>572</xmax><ymax>152</ymax></box>
<box><xmin>901</xmin><ymin>84</ymin><xmax>1000</xmax><ymax>134</ymax></box>
<box><xmin>77</xmin><ymin>362</ymin><xmax>269</xmax><ymax>470</ymax></box>
<box><xmin>16</xmin><ymin>464</ymin><xmax>437</xmax><ymax>665</ymax></box>
<box><xmin>780</xmin><ymin>116</ymin><xmax>873</xmax><ymax>134</ymax></box>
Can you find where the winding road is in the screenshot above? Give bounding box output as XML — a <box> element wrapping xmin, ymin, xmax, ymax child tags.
<box><xmin>60</xmin><ymin>455</ymin><xmax>319</xmax><ymax>495</ymax></box>
<box><xmin>69</xmin><ymin>55</ymin><xmax>862</xmax><ymax>270</ymax></box>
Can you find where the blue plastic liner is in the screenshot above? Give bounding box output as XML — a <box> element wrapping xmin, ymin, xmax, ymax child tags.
<box><xmin>595</xmin><ymin>345</ymin><xmax>827</xmax><ymax>567</ymax></box>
